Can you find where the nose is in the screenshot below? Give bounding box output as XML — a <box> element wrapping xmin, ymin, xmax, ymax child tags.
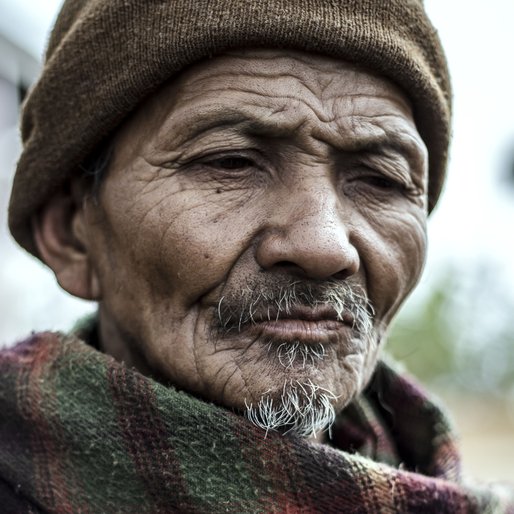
<box><xmin>255</xmin><ymin>183</ymin><xmax>360</xmax><ymax>280</ymax></box>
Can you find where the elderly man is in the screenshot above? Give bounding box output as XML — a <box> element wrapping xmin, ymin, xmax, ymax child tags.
<box><xmin>1</xmin><ymin>1</ymin><xmax>513</xmax><ymax>512</ymax></box>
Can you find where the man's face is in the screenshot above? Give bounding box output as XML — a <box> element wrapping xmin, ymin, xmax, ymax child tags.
<box><xmin>81</xmin><ymin>50</ymin><xmax>428</xmax><ymax>435</ymax></box>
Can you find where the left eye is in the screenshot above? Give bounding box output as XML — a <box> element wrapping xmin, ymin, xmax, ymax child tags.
<box><xmin>206</xmin><ymin>156</ymin><xmax>255</xmax><ymax>170</ymax></box>
<box><xmin>360</xmin><ymin>175</ymin><xmax>401</xmax><ymax>191</ymax></box>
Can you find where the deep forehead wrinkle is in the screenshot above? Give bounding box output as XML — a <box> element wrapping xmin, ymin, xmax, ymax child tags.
<box><xmin>184</xmin><ymin>72</ymin><xmax>377</xmax><ymax>112</ymax></box>
<box><xmin>153</xmin><ymin>102</ymin><xmax>423</xmax><ymax>159</ymax></box>
<box><xmin>174</xmin><ymin>72</ymin><xmax>412</xmax><ymax>123</ymax></box>
<box><xmin>185</xmin><ymin>48</ymin><xmax>413</xmax><ymax>110</ymax></box>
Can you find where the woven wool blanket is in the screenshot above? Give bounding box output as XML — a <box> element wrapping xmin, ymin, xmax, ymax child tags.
<box><xmin>0</xmin><ymin>331</ymin><xmax>513</xmax><ymax>513</ymax></box>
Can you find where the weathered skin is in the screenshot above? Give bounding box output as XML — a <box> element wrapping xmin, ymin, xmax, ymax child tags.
<box><xmin>34</xmin><ymin>49</ymin><xmax>428</xmax><ymax>423</ymax></box>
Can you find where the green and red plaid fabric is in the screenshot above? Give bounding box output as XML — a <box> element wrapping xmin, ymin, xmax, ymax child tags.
<box><xmin>0</xmin><ymin>331</ymin><xmax>513</xmax><ymax>513</ymax></box>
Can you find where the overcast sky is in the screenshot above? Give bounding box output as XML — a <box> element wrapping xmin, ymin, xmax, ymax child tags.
<box><xmin>424</xmin><ymin>1</ymin><xmax>514</xmax><ymax>276</ymax></box>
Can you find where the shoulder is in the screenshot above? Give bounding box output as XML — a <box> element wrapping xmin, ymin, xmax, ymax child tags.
<box><xmin>0</xmin><ymin>332</ymin><xmax>63</xmax><ymax>368</ymax></box>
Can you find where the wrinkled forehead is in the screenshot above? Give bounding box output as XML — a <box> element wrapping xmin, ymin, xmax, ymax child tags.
<box><xmin>8</xmin><ymin>0</ymin><xmax>450</xmax><ymax>256</ymax></box>
<box><xmin>113</xmin><ymin>49</ymin><xmax>420</xmax><ymax>157</ymax></box>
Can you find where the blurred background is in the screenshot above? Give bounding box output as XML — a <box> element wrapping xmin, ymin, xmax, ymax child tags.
<box><xmin>0</xmin><ymin>0</ymin><xmax>513</xmax><ymax>482</ymax></box>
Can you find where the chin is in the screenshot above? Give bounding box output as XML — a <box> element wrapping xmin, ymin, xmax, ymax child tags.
<box><xmin>230</xmin><ymin>334</ymin><xmax>380</xmax><ymax>438</ymax></box>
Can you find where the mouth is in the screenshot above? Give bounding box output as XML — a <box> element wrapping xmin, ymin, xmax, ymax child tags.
<box><xmin>246</xmin><ymin>305</ymin><xmax>355</xmax><ymax>344</ymax></box>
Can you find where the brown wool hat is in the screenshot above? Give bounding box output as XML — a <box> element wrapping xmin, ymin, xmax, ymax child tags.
<box><xmin>9</xmin><ymin>0</ymin><xmax>451</xmax><ymax>257</ymax></box>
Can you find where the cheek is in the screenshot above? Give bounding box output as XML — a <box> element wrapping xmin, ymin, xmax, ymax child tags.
<box><xmin>100</xmin><ymin>182</ymin><xmax>263</xmax><ymax>305</ymax></box>
<box><xmin>355</xmin><ymin>208</ymin><xmax>427</xmax><ymax>326</ymax></box>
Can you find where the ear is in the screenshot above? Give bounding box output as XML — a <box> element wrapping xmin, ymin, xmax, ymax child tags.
<box><xmin>32</xmin><ymin>183</ymin><xmax>101</xmax><ymax>300</ymax></box>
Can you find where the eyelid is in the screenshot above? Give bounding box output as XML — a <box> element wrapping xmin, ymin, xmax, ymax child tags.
<box><xmin>202</xmin><ymin>151</ymin><xmax>255</xmax><ymax>164</ymax></box>
<box><xmin>181</xmin><ymin>148</ymin><xmax>263</xmax><ymax>166</ymax></box>
<box><xmin>344</xmin><ymin>160</ymin><xmax>422</xmax><ymax>197</ymax></box>
<box><xmin>203</xmin><ymin>155</ymin><xmax>257</xmax><ymax>172</ymax></box>
<box><xmin>356</xmin><ymin>156</ymin><xmax>412</xmax><ymax>186</ymax></box>
<box><xmin>351</xmin><ymin>170</ymin><xmax>405</xmax><ymax>189</ymax></box>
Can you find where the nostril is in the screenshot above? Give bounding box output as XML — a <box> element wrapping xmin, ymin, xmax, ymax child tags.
<box><xmin>268</xmin><ymin>261</ymin><xmax>354</xmax><ymax>281</ymax></box>
<box><xmin>270</xmin><ymin>260</ymin><xmax>301</xmax><ymax>273</ymax></box>
<box><xmin>332</xmin><ymin>269</ymin><xmax>353</xmax><ymax>281</ymax></box>
<box><xmin>275</xmin><ymin>261</ymin><xmax>295</xmax><ymax>268</ymax></box>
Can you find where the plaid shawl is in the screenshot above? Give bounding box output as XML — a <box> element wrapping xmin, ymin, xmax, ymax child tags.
<box><xmin>0</xmin><ymin>331</ymin><xmax>512</xmax><ymax>513</ymax></box>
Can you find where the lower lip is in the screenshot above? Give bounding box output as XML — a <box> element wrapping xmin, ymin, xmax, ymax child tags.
<box><xmin>248</xmin><ymin>319</ymin><xmax>348</xmax><ymax>343</ymax></box>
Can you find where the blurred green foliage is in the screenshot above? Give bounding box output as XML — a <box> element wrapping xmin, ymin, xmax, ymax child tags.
<box><xmin>386</xmin><ymin>265</ymin><xmax>514</xmax><ymax>395</ymax></box>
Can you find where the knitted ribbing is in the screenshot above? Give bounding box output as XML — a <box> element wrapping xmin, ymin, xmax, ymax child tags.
<box><xmin>8</xmin><ymin>0</ymin><xmax>451</xmax><ymax>257</ymax></box>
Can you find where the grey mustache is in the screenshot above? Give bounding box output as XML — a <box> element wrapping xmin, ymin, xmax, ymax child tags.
<box><xmin>215</xmin><ymin>279</ymin><xmax>374</xmax><ymax>336</ymax></box>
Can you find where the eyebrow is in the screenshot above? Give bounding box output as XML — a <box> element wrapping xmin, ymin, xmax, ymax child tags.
<box><xmin>166</xmin><ymin>106</ymin><xmax>425</xmax><ymax>160</ymax></box>
<box><xmin>169</xmin><ymin>107</ymin><xmax>304</xmax><ymax>146</ymax></box>
<box><xmin>346</xmin><ymin>137</ymin><xmax>418</xmax><ymax>158</ymax></box>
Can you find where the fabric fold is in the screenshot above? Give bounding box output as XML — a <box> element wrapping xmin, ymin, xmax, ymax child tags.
<box><xmin>0</xmin><ymin>332</ymin><xmax>512</xmax><ymax>513</ymax></box>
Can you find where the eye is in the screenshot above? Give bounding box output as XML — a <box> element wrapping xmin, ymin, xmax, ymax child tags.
<box><xmin>205</xmin><ymin>155</ymin><xmax>255</xmax><ymax>171</ymax></box>
<box><xmin>360</xmin><ymin>175</ymin><xmax>401</xmax><ymax>191</ymax></box>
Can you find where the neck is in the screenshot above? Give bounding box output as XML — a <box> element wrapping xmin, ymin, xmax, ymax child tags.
<box><xmin>98</xmin><ymin>306</ymin><xmax>156</xmax><ymax>378</ymax></box>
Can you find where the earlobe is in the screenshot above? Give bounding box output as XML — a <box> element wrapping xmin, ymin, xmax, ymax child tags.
<box><xmin>32</xmin><ymin>186</ymin><xmax>101</xmax><ymax>300</ymax></box>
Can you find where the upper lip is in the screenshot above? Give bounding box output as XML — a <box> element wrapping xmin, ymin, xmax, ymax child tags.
<box><xmin>252</xmin><ymin>305</ymin><xmax>346</xmax><ymax>323</ymax></box>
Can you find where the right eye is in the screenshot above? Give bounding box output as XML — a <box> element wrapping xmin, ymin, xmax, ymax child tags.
<box><xmin>204</xmin><ymin>155</ymin><xmax>255</xmax><ymax>171</ymax></box>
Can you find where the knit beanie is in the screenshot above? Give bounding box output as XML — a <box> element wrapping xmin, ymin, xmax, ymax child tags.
<box><xmin>8</xmin><ymin>0</ymin><xmax>451</xmax><ymax>257</ymax></box>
